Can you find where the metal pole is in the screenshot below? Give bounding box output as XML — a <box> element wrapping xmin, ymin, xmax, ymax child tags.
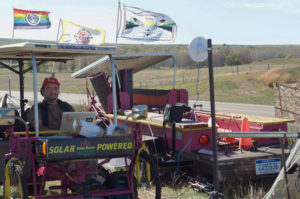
<box><xmin>12</xmin><ymin>8</ymin><xmax>15</xmax><ymax>40</ymax></box>
<box><xmin>18</xmin><ymin>61</ymin><xmax>25</xmax><ymax>120</ymax></box>
<box><xmin>56</xmin><ymin>19</ymin><xmax>61</xmax><ymax>42</ymax></box>
<box><xmin>207</xmin><ymin>39</ymin><xmax>220</xmax><ymax>194</ymax></box>
<box><xmin>52</xmin><ymin>19</ymin><xmax>62</xmax><ymax>77</ymax></box>
<box><xmin>31</xmin><ymin>53</ymin><xmax>39</xmax><ymax>137</ymax></box>
<box><xmin>218</xmin><ymin>132</ymin><xmax>300</xmax><ymax>138</ymax></box>
<box><xmin>9</xmin><ymin>68</ymin><xmax>11</xmax><ymax>96</ymax></box>
<box><xmin>51</xmin><ymin>62</ymin><xmax>55</xmax><ymax>77</ymax></box>
<box><xmin>172</xmin><ymin>56</ymin><xmax>176</xmax><ymax>89</ymax></box>
<box><xmin>115</xmin><ymin>0</ymin><xmax>121</xmax><ymax>45</ymax></box>
<box><xmin>10</xmin><ymin>15</ymin><xmax>15</xmax><ymax>96</ymax></box>
<box><xmin>280</xmin><ymin>137</ymin><xmax>290</xmax><ymax>199</ymax></box>
<box><xmin>109</xmin><ymin>55</ymin><xmax>117</xmax><ymax>124</ymax></box>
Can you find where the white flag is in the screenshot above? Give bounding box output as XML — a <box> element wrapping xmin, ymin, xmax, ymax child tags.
<box><xmin>59</xmin><ymin>20</ymin><xmax>106</xmax><ymax>45</ymax></box>
<box><xmin>118</xmin><ymin>4</ymin><xmax>177</xmax><ymax>42</ymax></box>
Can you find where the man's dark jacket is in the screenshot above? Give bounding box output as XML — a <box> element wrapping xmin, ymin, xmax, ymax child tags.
<box><xmin>38</xmin><ymin>99</ymin><xmax>74</xmax><ymax>127</ymax></box>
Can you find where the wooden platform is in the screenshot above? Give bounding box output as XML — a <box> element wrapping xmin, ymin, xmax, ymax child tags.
<box><xmin>186</xmin><ymin>146</ymin><xmax>290</xmax><ymax>181</ymax></box>
<box><xmin>106</xmin><ymin>112</ymin><xmax>209</xmax><ymax>130</ymax></box>
<box><xmin>196</xmin><ymin>111</ymin><xmax>295</xmax><ymax>125</ymax></box>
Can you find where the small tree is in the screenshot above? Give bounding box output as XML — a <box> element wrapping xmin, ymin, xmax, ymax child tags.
<box><xmin>277</xmin><ymin>53</ymin><xmax>285</xmax><ymax>58</ymax></box>
<box><xmin>225</xmin><ymin>53</ymin><xmax>240</xmax><ymax>66</ymax></box>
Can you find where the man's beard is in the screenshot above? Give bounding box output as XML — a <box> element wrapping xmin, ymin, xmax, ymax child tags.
<box><xmin>46</xmin><ymin>96</ymin><xmax>58</xmax><ymax>104</ymax></box>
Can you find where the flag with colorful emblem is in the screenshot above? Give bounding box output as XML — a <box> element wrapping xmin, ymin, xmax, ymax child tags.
<box><xmin>13</xmin><ymin>8</ymin><xmax>51</xmax><ymax>29</ymax></box>
<box><xmin>58</xmin><ymin>20</ymin><xmax>106</xmax><ymax>45</ymax></box>
<box><xmin>118</xmin><ymin>4</ymin><xmax>177</xmax><ymax>42</ymax></box>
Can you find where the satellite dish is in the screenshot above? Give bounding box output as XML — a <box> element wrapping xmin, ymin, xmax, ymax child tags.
<box><xmin>188</xmin><ymin>36</ymin><xmax>208</xmax><ymax>62</ymax></box>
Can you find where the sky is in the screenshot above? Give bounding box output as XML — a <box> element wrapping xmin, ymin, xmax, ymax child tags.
<box><xmin>0</xmin><ymin>0</ymin><xmax>300</xmax><ymax>45</ymax></box>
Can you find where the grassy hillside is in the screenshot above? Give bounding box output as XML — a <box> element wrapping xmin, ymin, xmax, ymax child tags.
<box><xmin>0</xmin><ymin>58</ymin><xmax>299</xmax><ymax>105</ymax></box>
<box><xmin>1</xmin><ymin>38</ymin><xmax>300</xmax><ymax>71</ymax></box>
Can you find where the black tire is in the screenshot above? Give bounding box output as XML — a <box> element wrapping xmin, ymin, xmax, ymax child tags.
<box><xmin>4</xmin><ymin>158</ymin><xmax>28</xmax><ymax>199</ymax></box>
<box><xmin>27</xmin><ymin>183</ymin><xmax>42</xmax><ymax>196</ymax></box>
<box><xmin>106</xmin><ymin>171</ymin><xmax>132</xmax><ymax>199</ymax></box>
<box><xmin>132</xmin><ymin>151</ymin><xmax>161</xmax><ymax>199</ymax></box>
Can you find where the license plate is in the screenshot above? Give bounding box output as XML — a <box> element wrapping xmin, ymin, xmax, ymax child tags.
<box><xmin>255</xmin><ymin>158</ymin><xmax>281</xmax><ymax>175</ymax></box>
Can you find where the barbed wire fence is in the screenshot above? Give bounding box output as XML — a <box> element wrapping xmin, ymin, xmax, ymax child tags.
<box><xmin>133</xmin><ymin>63</ymin><xmax>300</xmax><ymax>89</ymax></box>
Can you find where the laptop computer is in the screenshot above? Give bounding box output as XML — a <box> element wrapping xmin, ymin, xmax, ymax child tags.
<box><xmin>60</xmin><ymin>112</ymin><xmax>97</xmax><ymax>132</ymax></box>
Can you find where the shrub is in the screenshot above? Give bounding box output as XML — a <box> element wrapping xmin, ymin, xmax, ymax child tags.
<box><xmin>225</xmin><ymin>53</ymin><xmax>241</xmax><ymax>66</ymax></box>
<box><xmin>285</xmin><ymin>54</ymin><xmax>296</xmax><ymax>59</ymax></box>
<box><xmin>256</xmin><ymin>68</ymin><xmax>292</xmax><ymax>87</ymax></box>
<box><xmin>277</xmin><ymin>53</ymin><xmax>286</xmax><ymax>58</ymax></box>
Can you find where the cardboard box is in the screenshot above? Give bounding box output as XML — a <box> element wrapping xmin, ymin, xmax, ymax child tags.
<box><xmin>73</xmin><ymin>119</ymin><xmax>104</xmax><ymax>137</ymax></box>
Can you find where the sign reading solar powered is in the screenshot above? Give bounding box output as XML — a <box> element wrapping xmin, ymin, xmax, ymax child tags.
<box><xmin>45</xmin><ymin>136</ymin><xmax>134</xmax><ymax>161</ymax></box>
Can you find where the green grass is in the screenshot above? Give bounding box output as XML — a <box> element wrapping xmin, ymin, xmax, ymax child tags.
<box><xmin>160</xmin><ymin>186</ymin><xmax>208</xmax><ymax>199</ymax></box>
<box><xmin>0</xmin><ymin>179</ymin><xmax>209</xmax><ymax>198</ymax></box>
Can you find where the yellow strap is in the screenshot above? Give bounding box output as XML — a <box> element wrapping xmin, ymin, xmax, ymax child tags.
<box><xmin>135</xmin><ymin>143</ymin><xmax>151</xmax><ymax>185</ymax></box>
<box><xmin>13</xmin><ymin>130</ymin><xmax>71</xmax><ymax>135</ymax></box>
<box><xmin>5</xmin><ymin>157</ymin><xmax>23</xmax><ymax>199</ymax></box>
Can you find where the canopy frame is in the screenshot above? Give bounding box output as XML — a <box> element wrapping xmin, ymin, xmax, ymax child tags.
<box><xmin>0</xmin><ymin>41</ymin><xmax>119</xmax><ymax>136</ymax></box>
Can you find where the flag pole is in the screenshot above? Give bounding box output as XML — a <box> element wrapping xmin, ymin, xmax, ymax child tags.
<box><xmin>12</xmin><ymin>8</ymin><xmax>15</xmax><ymax>39</ymax></box>
<box><xmin>115</xmin><ymin>0</ymin><xmax>121</xmax><ymax>45</ymax></box>
<box><xmin>56</xmin><ymin>19</ymin><xmax>62</xmax><ymax>42</ymax></box>
<box><xmin>9</xmin><ymin>8</ymin><xmax>16</xmax><ymax>96</ymax></box>
<box><xmin>52</xmin><ymin>19</ymin><xmax>62</xmax><ymax>77</ymax></box>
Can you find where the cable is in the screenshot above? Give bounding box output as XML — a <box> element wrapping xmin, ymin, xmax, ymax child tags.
<box><xmin>194</xmin><ymin>62</ymin><xmax>202</xmax><ymax>105</ymax></box>
<box><xmin>172</xmin><ymin>63</ymin><xmax>202</xmax><ymax>196</ymax></box>
<box><xmin>147</xmin><ymin>116</ymin><xmax>160</xmax><ymax>168</ymax></box>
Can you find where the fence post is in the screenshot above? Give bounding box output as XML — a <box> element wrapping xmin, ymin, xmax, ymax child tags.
<box><xmin>236</xmin><ymin>65</ymin><xmax>239</xmax><ymax>74</ymax></box>
<box><xmin>267</xmin><ymin>64</ymin><xmax>270</xmax><ymax>70</ymax></box>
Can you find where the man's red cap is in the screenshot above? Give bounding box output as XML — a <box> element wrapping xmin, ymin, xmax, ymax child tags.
<box><xmin>42</xmin><ymin>77</ymin><xmax>60</xmax><ymax>87</ymax></box>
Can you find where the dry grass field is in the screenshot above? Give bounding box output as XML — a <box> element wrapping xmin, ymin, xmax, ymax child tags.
<box><xmin>1</xmin><ymin>58</ymin><xmax>299</xmax><ymax>105</ymax></box>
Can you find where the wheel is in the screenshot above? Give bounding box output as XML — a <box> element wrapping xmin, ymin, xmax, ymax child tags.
<box><xmin>4</xmin><ymin>157</ymin><xmax>28</xmax><ymax>199</ymax></box>
<box><xmin>132</xmin><ymin>151</ymin><xmax>161</xmax><ymax>199</ymax></box>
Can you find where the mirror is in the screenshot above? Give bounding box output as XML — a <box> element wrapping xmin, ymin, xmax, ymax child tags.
<box><xmin>0</xmin><ymin>108</ymin><xmax>15</xmax><ymax>125</ymax></box>
<box><xmin>132</xmin><ymin>105</ymin><xmax>148</xmax><ymax>120</ymax></box>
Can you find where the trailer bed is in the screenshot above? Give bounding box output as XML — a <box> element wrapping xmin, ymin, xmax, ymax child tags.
<box><xmin>187</xmin><ymin>146</ymin><xmax>290</xmax><ymax>181</ymax></box>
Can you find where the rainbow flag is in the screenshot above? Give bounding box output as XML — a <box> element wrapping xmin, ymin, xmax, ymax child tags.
<box><xmin>14</xmin><ymin>8</ymin><xmax>51</xmax><ymax>29</ymax></box>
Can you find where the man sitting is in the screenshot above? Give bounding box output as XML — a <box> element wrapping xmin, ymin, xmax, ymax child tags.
<box><xmin>29</xmin><ymin>77</ymin><xmax>98</xmax><ymax>182</ymax></box>
<box><xmin>29</xmin><ymin>77</ymin><xmax>74</xmax><ymax>130</ymax></box>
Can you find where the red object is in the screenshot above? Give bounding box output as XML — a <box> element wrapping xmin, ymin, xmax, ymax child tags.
<box><xmin>225</xmin><ymin>137</ymin><xmax>235</xmax><ymax>143</ymax></box>
<box><xmin>42</xmin><ymin>77</ymin><xmax>60</xmax><ymax>87</ymax></box>
<box><xmin>14</xmin><ymin>8</ymin><xmax>50</xmax><ymax>15</ymax></box>
<box><xmin>199</xmin><ymin>135</ymin><xmax>209</xmax><ymax>145</ymax></box>
<box><xmin>239</xmin><ymin>118</ymin><xmax>253</xmax><ymax>150</ymax></box>
<box><xmin>108</xmin><ymin>91</ymin><xmax>130</xmax><ymax>113</ymax></box>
